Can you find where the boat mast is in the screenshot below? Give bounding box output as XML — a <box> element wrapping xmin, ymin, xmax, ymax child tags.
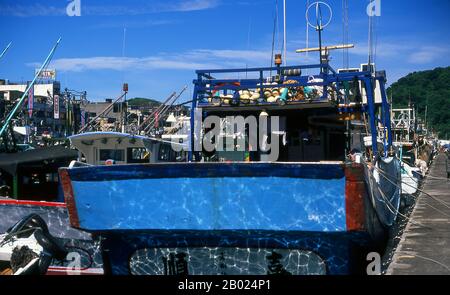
<box><xmin>0</xmin><ymin>38</ymin><xmax>61</xmax><ymax>138</ymax></box>
<box><xmin>0</xmin><ymin>42</ymin><xmax>12</xmax><ymax>61</ymax></box>
<box><xmin>77</xmin><ymin>89</ymin><xmax>128</xmax><ymax>134</ymax></box>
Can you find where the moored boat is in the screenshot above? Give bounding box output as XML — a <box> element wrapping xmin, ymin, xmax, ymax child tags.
<box><xmin>59</xmin><ymin>54</ymin><xmax>402</xmax><ymax>274</ymax></box>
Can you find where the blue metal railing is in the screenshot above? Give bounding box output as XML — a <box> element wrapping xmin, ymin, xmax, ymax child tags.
<box><xmin>189</xmin><ymin>63</ymin><xmax>392</xmax><ymax>160</ymax></box>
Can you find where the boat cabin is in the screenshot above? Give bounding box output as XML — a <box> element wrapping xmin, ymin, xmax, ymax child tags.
<box><xmin>189</xmin><ymin>64</ymin><xmax>380</xmax><ymax>163</ymax></box>
<box><xmin>69</xmin><ymin>131</ymin><xmax>187</xmax><ymax>165</ymax></box>
<box><xmin>0</xmin><ymin>146</ymin><xmax>78</xmax><ymax>201</ymax></box>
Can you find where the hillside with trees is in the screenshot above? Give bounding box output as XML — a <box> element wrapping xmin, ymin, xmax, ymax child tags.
<box><xmin>127</xmin><ymin>97</ymin><xmax>189</xmax><ymax>114</ymax></box>
<box><xmin>127</xmin><ymin>97</ymin><xmax>162</xmax><ymax>108</ymax></box>
<box><xmin>387</xmin><ymin>67</ymin><xmax>450</xmax><ymax>139</ymax></box>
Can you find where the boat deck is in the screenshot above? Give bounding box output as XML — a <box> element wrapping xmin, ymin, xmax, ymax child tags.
<box><xmin>387</xmin><ymin>153</ymin><xmax>450</xmax><ymax>275</ymax></box>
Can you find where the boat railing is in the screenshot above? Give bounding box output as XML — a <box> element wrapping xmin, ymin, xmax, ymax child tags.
<box><xmin>189</xmin><ymin>63</ymin><xmax>393</xmax><ymax>159</ymax></box>
<box><xmin>192</xmin><ymin>63</ymin><xmax>376</xmax><ymax>109</ymax></box>
<box><xmin>68</xmin><ymin>160</ymin><xmax>92</xmax><ymax>168</ymax></box>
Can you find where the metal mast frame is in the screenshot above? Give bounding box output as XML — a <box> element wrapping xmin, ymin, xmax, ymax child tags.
<box><xmin>189</xmin><ymin>62</ymin><xmax>392</xmax><ymax>161</ymax></box>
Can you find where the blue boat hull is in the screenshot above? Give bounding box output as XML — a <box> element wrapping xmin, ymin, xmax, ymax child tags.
<box><xmin>99</xmin><ymin>230</ymin><xmax>370</xmax><ymax>275</ymax></box>
<box><xmin>59</xmin><ymin>162</ymin><xmax>390</xmax><ymax>274</ymax></box>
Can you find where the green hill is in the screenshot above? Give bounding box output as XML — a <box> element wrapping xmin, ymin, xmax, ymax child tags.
<box><xmin>387</xmin><ymin>67</ymin><xmax>450</xmax><ymax>139</ymax></box>
<box><xmin>127</xmin><ymin>97</ymin><xmax>162</xmax><ymax>107</ymax></box>
<box><xmin>127</xmin><ymin>97</ymin><xmax>189</xmax><ymax>113</ymax></box>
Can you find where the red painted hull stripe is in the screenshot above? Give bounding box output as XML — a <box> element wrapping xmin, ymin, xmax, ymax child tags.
<box><xmin>0</xmin><ymin>199</ymin><xmax>66</xmax><ymax>208</ymax></box>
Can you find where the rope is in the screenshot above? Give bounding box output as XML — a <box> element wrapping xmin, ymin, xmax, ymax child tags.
<box><xmin>368</xmin><ymin>162</ymin><xmax>450</xmax><ymax>213</ymax></box>
<box><xmin>374</xmin><ymin>181</ymin><xmax>428</xmax><ymax>228</ymax></box>
<box><xmin>422</xmin><ymin>174</ymin><xmax>450</xmax><ymax>181</ymax></box>
<box><xmin>413</xmin><ymin>254</ymin><xmax>450</xmax><ymax>272</ymax></box>
<box><xmin>366</xmin><ymin>162</ymin><xmax>429</xmax><ymax>228</ymax></box>
<box><xmin>0</xmin><ymin>227</ymin><xmax>37</xmax><ymax>246</ymax></box>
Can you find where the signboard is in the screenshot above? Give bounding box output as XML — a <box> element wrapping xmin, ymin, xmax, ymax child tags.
<box><xmin>35</xmin><ymin>69</ymin><xmax>56</xmax><ymax>80</ymax></box>
<box><xmin>28</xmin><ymin>83</ymin><xmax>34</xmax><ymax>118</ymax></box>
<box><xmin>54</xmin><ymin>94</ymin><xmax>60</xmax><ymax>119</ymax></box>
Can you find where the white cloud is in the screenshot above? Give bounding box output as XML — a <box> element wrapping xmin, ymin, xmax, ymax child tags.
<box><xmin>408</xmin><ymin>46</ymin><xmax>449</xmax><ymax>64</ymax></box>
<box><xmin>0</xmin><ymin>4</ymin><xmax>64</xmax><ymax>17</ymax></box>
<box><xmin>169</xmin><ymin>0</ymin><xmax>220</xmax><ymax>12</ymax></box>
<box><xmin>349</xmin><ymin>42</ymin><xmax>411</xmax><ymax>58</ymax></box>
<box><xmin>0</xmin><ymin>0</ymin><xmax>220</xmax><ymax>17</ymax></box>
<box><xmin>28</xmin><ymin>46</ymin><xmax>328</xmax><ymax>74</ymax></box>
<box><xmin>29</xmin><ymin>56</ymin><xmax>217</xmax><ymax>72</ymax></box>
<box><xmin>92</xmin><ymin>19</ymin><xmax>176</xmax><ymax>29</ymax></box>
<box><xmin>28</xmin><ymin>48</ymin><xmax>280</xmax><ymax>73</ymax></box>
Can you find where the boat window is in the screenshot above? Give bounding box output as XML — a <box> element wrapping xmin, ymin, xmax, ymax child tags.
<box><xmin>99</xmin><ymin>149</ymin><xmax>125</xmax><ymax>161</ymax></box>
<box><xmin>129</xmin><ymin>247</ymin><xmax>326</xmax><ymax>275</ymax></box>
<box><xmin>127</xmin><ymin>147</ymin><xmax>149</xmax><ymax>164</ymax></box>
<box><xmin>200</xmin><ymin>109</ymin><xmax>347</xmax><ymax>163</ymax></box>
<box><xmin>158</xmin><ymin>144</ymin><xmax>172</xmax><ymax>162</ymax></box>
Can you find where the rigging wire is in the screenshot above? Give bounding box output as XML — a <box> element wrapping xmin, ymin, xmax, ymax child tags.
<box><xmin>367</xmin><ymin>0</ymin><xmax>374</xmax><ymax>71</ymax></box>
<box><xmin>270</xmin><ymin>0</ymin><xmax>279</xmax><ymax>75</ymax></box>
<box><xmin>122</xmin><ymin>27</ymin><xmax>127</xmax><ymax>84</ymax></box>
<box><xmin>245</xmin><ymin>16</ymin><xmax>252</xmax><ymax>78</ymax></box>
<box><xmin>305</xmin><ymin>0</ymin><xmax>310</xmax><ymax>74</ymax></box>
<box><xmin>283</xmin><ymin>0</ymin><xmax>287</xmax><ymax>65</ymax></box>
<box><xmin>342</xmin><ymin>0</ymin><xmax>349</xmax><ymax>69</ymax></box>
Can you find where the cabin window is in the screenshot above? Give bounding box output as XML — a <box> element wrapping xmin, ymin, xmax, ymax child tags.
<box><xmin>158</xmin><ymin>144</ymin><xmax>172</xmax><ymax>162</ymax></box>
<box><xmin>99</xmin><ymin>149</ymin><xmax>125</xmax><ymax>161</ymax></box>
<box><xmin>127</xmin><ymin>148</ymin><xmax>149</xmax><ymax>164</ymax></box>
<box><xmin>200</xmin><ymin>109</ymin><xmax>347</xmax><ymax>163</ymax></box>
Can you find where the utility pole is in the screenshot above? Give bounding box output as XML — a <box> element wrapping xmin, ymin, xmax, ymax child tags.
<box><xmin>424</xmin><ymin>94</ymin><xmax>428</xmax><ymax>134</ymax></box>
<box><xmin>122</xmin><ymin>83</ymin><xmax>128</xmax><ymax>133</ymax></box>
<box><xmin>283</xmin><ymin>0</ymin><xmax>287</xmax><ymax>66</ymax></box>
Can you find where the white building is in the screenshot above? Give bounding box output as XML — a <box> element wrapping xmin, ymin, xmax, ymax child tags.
<box><xmin>0</xmin><ymin>79</ymin><xmax>60</xmax><ymax>102</ymax></box>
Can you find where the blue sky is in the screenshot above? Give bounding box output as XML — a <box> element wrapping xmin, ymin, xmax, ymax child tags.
<box><xmin>0</xmin><ymin>0</ymin><xmax>449</xmax><ymax>103</ymax></box>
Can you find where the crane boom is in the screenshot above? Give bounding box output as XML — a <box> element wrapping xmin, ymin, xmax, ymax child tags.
<box><xmin>296</xmin><ymin>44</ymin><xmax>354</xmax><ymax>53</ymax></box>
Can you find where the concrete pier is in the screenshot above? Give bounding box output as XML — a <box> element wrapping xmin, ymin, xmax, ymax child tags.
<box><xmin>387</xmin><ymin>153</ymin><xmax>450</xmax><ymax>275</ymax></box>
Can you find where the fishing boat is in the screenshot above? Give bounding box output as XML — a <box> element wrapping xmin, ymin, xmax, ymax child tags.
<box><xmin>59</xmin><ymin>46</ymin><xmax>402</xmax><ymax>274</ymax></box>
<box><xmin>0</xmin><ymin>146</ymin><xmax>104</xmax><ymax>275</ymax></box>
<box><xmin>390</xmin><ymin>106</ymin><xmax>424</xmax><ymax>195</ymax></box>
<box><xmin>400</xmin><ymin>161</ymin><xmax>420</xmax><ymax>195</ymax></box>
<box><xmin>391</xmin><ymin>106</ymin><xmax>417</xmax><ymax>166</ymax></box>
